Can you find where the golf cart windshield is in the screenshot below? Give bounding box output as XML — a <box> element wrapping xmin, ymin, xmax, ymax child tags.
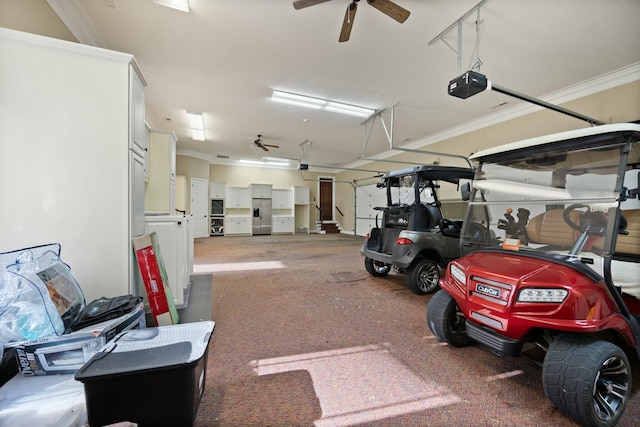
<box><xmin>463</xmin><ymin>127</ymin><xmax>640</xmax><ymax>283</ymax></box>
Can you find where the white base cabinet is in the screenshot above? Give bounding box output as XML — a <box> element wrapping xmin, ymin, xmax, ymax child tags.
<box><xmin>225</xmin><ymin>216</ymin><xmax>252</xmax><ymax>235</ymax></box>
<box><xmin>273</xmin><ymin>216</ymin><xmax>295</xmax><ymax>234</ymax></box>
<box><xmin>145</xmin><ymin>215</ymin><xmax>193</xmax><ymax>307</ymax></box>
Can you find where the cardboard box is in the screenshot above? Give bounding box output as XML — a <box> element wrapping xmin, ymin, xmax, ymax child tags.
<box><xmin>9</xmin><ymin>302</ymin><xmax>146</xmax><ymax>376</ymax></box>
<box><xmin>75</xmin><ymin>321</ymin><xmax>215</xmax><ymax>427</ymax></box>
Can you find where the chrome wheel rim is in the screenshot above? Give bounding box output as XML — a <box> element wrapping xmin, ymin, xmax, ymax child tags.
<box><xmin>418</xmin><ymin>264</ymin><xmax>439</xmax><ymax>292</ymax></box>
<box><xmin>592</xmin><ymin>355</ymin><xmax>629</xmax><ymax>422</ymax></box>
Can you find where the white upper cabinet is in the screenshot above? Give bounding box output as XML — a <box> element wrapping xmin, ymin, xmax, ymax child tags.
<box><xmin>294</xmin><ymin>186</ymin><xmax>310</xmax><ymax>205</ymax></box>
<box><xmin>251</xmin><ymin>183</ymin><xmax>272</xmax><ymax>199</ymax></box>
<box><xmin>272</xmin><ymin>189</ymin><xmax>293</xmax><ymax>209</ymax></box>
<box><xmin>209</xmin><ymin>182</ymin><xmax>226</xmax><ymax>199</ymax></box>
<box><xmin>226</xmin><ymin>187</ymin><xmax>251</xmax><ymax>209</ymax></box>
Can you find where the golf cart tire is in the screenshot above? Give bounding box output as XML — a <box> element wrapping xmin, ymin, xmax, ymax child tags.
<box><xmin>427</xmin><ymin>289</ymin><xmax>472</xmax><ymax>347</ymax></box>
<box><xmin>364</xmin><ymin>257</ymin><xmax>391</xmax><ymax>277</ymax></box>
<box><xmin>542</xmin><ymin>333</ymin><xmax>631</xmax><ymax>427</ymax></box>
<box><xmin>406</xmin><ymin>258</ymin><xmax>440</xmax><ymax>295</ymax></box>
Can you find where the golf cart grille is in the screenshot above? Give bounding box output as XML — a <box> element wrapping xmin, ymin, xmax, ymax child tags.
<box><xmin>468</xmin><ymin>275</ymin><xmax>513</xmax><ymax>310</ymax></box>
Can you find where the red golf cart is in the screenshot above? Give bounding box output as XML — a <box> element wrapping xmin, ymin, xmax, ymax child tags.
<box><xmin>428</xmin><ymin>123</ymin><xmax>640</xmax><ymax>427</ymax></box>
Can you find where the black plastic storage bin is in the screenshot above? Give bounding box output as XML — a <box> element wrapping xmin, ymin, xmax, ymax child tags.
<box><xmin>75</xmin><ymin>321</ymin><xmax>215</xmax><ymax>427</ymax></box>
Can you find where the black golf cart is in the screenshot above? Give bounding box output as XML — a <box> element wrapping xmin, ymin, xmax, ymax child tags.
<box><xmin>360</xmin><ymin>165</ymin><xmax>474</xmax><ymax>294</ymax></box>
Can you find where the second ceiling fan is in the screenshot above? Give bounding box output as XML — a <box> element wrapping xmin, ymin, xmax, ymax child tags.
<box><xmin>252</xmin><ymin>135</ymin><xmax>279</xmax><ymax>152</ymax></box>
<box><xmin>293</xmin><ymin>0</ymin><xmax>410</xmax><ymax>42</ymax></box>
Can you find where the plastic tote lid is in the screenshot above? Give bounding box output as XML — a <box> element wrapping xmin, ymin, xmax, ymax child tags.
<box><xmin>75</xmin><ymin>321</ymin><xmax>214</xmax><ymax>380</ymax></box>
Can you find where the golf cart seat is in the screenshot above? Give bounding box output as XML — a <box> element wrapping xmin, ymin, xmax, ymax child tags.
<box><xmin>613</xmin><ymin>209</ymin><xmax>640</xmax><ymax>256</ymax></box>
<box><xmin>591</xmin><ymin>209</ymin><xmax>640</xmax><ymax>300</ymax></box>
<box><xmin>526</xmin><ymin>209</ymin><xmax>581</xmax><ymax>247</ymax></box>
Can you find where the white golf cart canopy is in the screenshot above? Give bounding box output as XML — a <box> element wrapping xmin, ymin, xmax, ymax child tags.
<box><xmin>470</xmin><ymin>123</ymin><xmax>640</xmax><ymax>161</ymax></box>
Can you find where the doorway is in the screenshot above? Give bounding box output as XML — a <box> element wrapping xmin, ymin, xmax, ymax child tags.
<box><xmin>190</xmin><ymin>177</ymin><xmax>209</xmax><ymax>238</ymax></box>
<box><xmin>319</xmin><ymin>177</ymin><xmax>334</xmax><ymax>222</ymax></box>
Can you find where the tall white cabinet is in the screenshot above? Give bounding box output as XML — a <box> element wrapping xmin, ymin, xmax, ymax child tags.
<box><xmin>0</xmin><ymin>28</ymin><xmax>147</xmax><ymax>302</ymax></box>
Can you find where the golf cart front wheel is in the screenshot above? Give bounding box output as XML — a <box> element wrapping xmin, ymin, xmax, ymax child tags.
<box><xmin>542</xmin><ymin>334</ymin><xmax>631</xmax><ymax>427</ymax></box>
<box><xmin>426</xmin><ymin>289</ymin><xmax>472</xmax><ymax>347</ymax></box>
<box><xmin>364</xmin><ymin>257</ymin><xmax>391</xmax><ymax>277</ymax></box>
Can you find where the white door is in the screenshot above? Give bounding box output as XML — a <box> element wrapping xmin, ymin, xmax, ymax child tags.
<box><xmin>355</xmin><ymin>183</ymin><xmax>386</xmax><ymax>236</ymax></box>
<box><xmin>190</xmin><ymin>178</ymin><xmax>209</xmax><ymax>238</ymax></box>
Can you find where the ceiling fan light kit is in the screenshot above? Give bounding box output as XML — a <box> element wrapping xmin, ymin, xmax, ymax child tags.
<box><xmin>293</xmin><ymin>0</ymin><xmax>410</xmax><ymax>42</ymax></box>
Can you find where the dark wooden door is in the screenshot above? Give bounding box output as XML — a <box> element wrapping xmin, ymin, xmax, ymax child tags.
<box><xmin>319</xmin><ymin>178</ymin><xmax>333</xmax><ymax>221</ymax></box>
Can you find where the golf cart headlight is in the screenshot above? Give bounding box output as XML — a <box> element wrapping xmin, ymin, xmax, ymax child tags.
<box><xmin>517</xmin><ymin>288</ymin><xmax>568</xmax><ymax>303</ymax></box>
<box><xmin>450</xmin><ymin>264</ymin><xmax>466</xmax><ymax>285</ymax></box>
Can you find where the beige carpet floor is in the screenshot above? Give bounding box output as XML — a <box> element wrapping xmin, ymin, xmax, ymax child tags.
<box><xmin>192</xmin><ymin>233</ymin><xmax>640</xmax><ymax>427</ymax></box>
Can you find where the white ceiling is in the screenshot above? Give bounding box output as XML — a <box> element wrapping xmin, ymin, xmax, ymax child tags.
<box><xmin>50</xmin><ymin>0</ymin><xmax>640</xmax><ymax>170</ymax></box>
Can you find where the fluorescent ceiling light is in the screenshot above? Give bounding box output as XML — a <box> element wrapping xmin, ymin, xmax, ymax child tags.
<box><xmin>153</xmin><ymin>0</ymin><xmax>189</xmax><ymax>12</ymax></box>
<box><xmin>271</xmin><ymin>90</ymin><xmax>375</xmax><ymax>118</ymax></box>
<box><xmin>190</xmin><ymin>129</ymin><xmax>205</xmax><ymax>141</ymax></box>
<box><xmin>262</xmin><ymin>156</ymin><xmax>290</xmax><ymax>164</ymax></box>
<box><xmin>186</xmin><ymin>111</ymin><xmax>205</xmax><ymax>141</ymax></box>
<box><xmin>186</xmin><ymin>111</ymin><xmax>204</xmax><ymax>129</ymax></box>
<box><xmin>238</xmin><ymin>159</ymin><xmax>290</xmax><ymax>167</ymax></box>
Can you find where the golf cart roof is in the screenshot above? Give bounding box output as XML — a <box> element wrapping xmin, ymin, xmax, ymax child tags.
<box><xmin>470</xmin><ymin>123</ymin><xmax>640</xmax><ymax>161</ymax></box>
<box><xmin>382</xmin><ymin>165</ymin><xmax>474</xmax><ymax>183</ymax></box>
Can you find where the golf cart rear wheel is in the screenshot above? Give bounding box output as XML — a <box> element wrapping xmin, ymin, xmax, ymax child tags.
<box><xmin>406</xmin><ymin>258</ymin><xmax>440</xmax><ymax>294</ymax></box>
<box><xmin>542</xmin><ymin>334</ymin><xmax>631</xmax><ymax>427</ymax></box>
<box><xmin>426</xmin><ymin>289</ymin><xmax>472</xmax><ymax>347</ymax></box>
<box><xmin>364</xmin><ymin>257</ymin><xmax>391</xmax><ymax>277</ymax></box>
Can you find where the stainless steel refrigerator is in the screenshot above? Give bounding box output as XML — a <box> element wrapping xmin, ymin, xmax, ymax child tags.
<box><xmin>252</xmin><ymin>198</ymin><xmax>272</xmax><ymax>235</ymax></box>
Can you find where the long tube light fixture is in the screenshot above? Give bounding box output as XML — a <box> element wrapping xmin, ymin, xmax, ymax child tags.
<box><xmin>186</xmin><ymin>111</ymin><xmax>205</xmax><ymax>141</ymax></box>
<box><xmin>153</xmin><ymin>0</ymin><xmax>189</xmax><ymax>12</ymax></box>
<box><xmin>271</xmin><ymin>90</ymin><xmax>375</xmax><ymax>118</ymax></box>
<box><xmin>238</xmin><ymin>159</ymin><xmax>290</xmax><ymax>167</ymax></box>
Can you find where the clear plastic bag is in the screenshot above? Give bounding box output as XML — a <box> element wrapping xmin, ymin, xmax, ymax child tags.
<box><xmin>0</xmin><ymin>244</ymin><xmax>85</xmax><ymax>343</ymax></box>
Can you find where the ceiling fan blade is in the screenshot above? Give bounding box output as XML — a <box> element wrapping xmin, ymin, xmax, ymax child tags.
<box><xmin>367</xmin><ymin>0</ymin><xmax>410</xmax><ymax>23</ymax></box>
<box><xmin>263</xmin><ymin>144</ymin><xmax>280</xmax><ymax>148</ymax></box>
<box><xmin>293</xmin><ymin>0</ymin><xmax>333</xmax><ymax>10</ymax></box>
<box><xmin>339</xmin><ymin>2</ymin><xmax>357</xmax><ymax>42</ymax></box>
<box><xmin>260</xmin><ymin>145</ymin><xmax>270</xmax><ymax>152</ymax></box>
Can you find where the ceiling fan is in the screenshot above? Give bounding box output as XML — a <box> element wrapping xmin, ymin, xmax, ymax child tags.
<box><xmin>293</xmin><ymin>0</ymin><xmax>410</xmax><ymax>42</ymax></box>
<box><xmin>252</xmin><ymin>135</ymin><xmax>279</xmax><ymax>152</ymax></box>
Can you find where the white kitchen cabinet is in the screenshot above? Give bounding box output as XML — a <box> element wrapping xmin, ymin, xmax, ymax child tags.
<box><xmin>294</xmin><ymin>186</ymin><xmax>310</xmax><ymax>205</ymax></box>
<box><xmin>143</xmin><ymin>123</ymin><xmax>151</xmax><ymax>181</ymax></box>
<box><xmin>0</xmin><ymin>28</ymin><xmax>147</xmax><ymax>302</ymax></box>
<box><xmin>225</xmin><ymin>216</ymin><xmax>252</xmax><ymax>235</ymax></box>
<box><xmin>251</xmin><ymin>183</ymin><xmax>272</xmax><ymax>199</ymax></box>
<box><xmin>145</xmin><ymin>215</ymin><xmax>192</xmax><ymax>307</ymax></box>
<box><xmin>145</xmin><ymin>129</ymin><xmax>176</xmax><ymax>215</ymax></box>
<box><xmin>209</xmin><ymin>182</ymin><xmax>226</xmax><ymax>199</ymax></box>
<box><xmin>273</xmin><ymin>216</ymin><xmax>295</xmax><ymax>234</ymax></box>
<box><xmin>226</xmin><ymin>187</ymin><xmax>251</xmax><ymax>209</ymax></box>
<box><xmin>272</xmin><ymin>189</ymin><xmax>293</xmax><ymax>209</ymax></box>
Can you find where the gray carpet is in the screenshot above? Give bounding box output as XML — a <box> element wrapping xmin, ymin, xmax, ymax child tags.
<box><xmin>177</xmin><ymin>274</ymin><xmax>213</xmax><ymax>324</ymax></box>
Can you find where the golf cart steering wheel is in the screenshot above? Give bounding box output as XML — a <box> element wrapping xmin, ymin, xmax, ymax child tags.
<box><xmin>562</xmin><ymin>203</ymin><xmax>607</xmax><ymax>235</ymax></box>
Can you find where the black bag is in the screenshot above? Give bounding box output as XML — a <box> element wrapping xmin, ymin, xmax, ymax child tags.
<box><xmin>71</xmin><ymin>295</ymin><xmax>143</xmax><ymax>331</ymax></box>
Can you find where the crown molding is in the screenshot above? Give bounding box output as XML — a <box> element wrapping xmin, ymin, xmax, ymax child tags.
<box><xmin>47</xmin><ymin>0</ymin><xmax>108</xmax><ymax>48</ymax></box>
